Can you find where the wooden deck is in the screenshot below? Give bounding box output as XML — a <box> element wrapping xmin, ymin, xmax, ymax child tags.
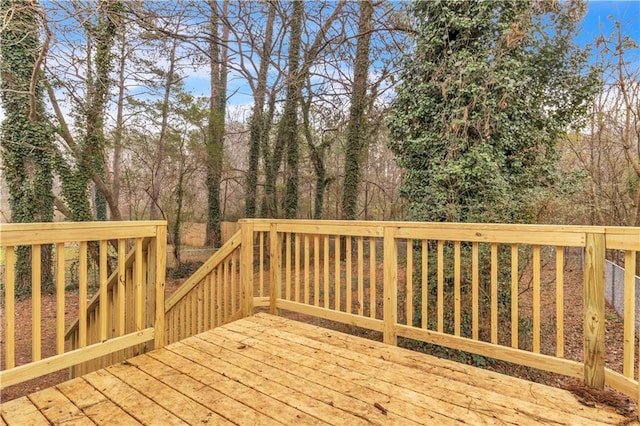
<box><xmin>0</xmin><ymin>313</ymin><xmax>629</xmax><ymax>425</ymax></box>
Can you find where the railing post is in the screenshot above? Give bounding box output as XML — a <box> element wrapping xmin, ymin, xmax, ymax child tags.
<box><xmin>154</xmin><ymin>224</ymin><xmax>167</xmax><ymax>349</ymax></box>
<box><xmin>583</xmin><ymin>232</ymin><xmax>605</xmax><ymax>389</ymax></box>
<box><xmin>269</xmin><ymin>222</ymin><xmax>282</xmax><ymax>315</ymax></box>
<box><xmin>383</xmin><ymin>226</ymin><xmax>398</xmax><ymax>346</ymax></box>
<box><xmin>240</xmin><ymin>220</ymin><xmax>255</xmax><ymax>318</ymax></box>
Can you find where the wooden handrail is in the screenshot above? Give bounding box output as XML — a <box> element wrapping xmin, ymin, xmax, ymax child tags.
<box><xmin>164</xmin><ymin>230</ymin><xmax>242</xmax><ymax>312</ymax></box>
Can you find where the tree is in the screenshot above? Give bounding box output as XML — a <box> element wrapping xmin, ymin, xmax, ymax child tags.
<box><xmin>341</xmin><ymin>0</ymin><xmax>374</xmax><ymax>220</ymax></box>
<box><xmin>45</xmin><ymin>0</ymin><xmax>124</xmax><ymax>222</ymax></box>
<box><xmin>205</xmin><ymin>0</ymin><xmax>229</xmax><ymax>247</ymax></box>
<box><xmin>0</xmin><ymin>0</ymin><xmax>55</xmax><ymax>293</ymax></box>
<box><xmin>245</xmin><ymin>0</ymin><xmax>276</xmax><ymax>218</ymax></box>
<box><xmin>281</xmin><ymin>0</ymin><xmax>304</xmax><ymax>219</ymax></box>
<box><xmin>301</xmin><ymin>77</ymin><xmax>334</xmax><ymax>219</ymax></box>
<box><xmin>388</xmin><ymin>0</ymin><xmax>598</xmax><ymax>223</ymax></box>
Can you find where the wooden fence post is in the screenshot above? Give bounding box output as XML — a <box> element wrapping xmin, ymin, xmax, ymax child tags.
<box><xmin>269</xmin><ymin>223</ymin><xmax>282</xmax><ymax>315</ymax></box>
<box><xmin>383</xmin><ymin>226</ymin><xmax>398</xmax><ymax>346</ymax></box>
<box><xmin>240</xmin><ymin>221</ymin><xmax>255</xmax><ymax>318</ymax></box>
<box><xmin>154</xmin><ymin>224</ymin><xmax>167</xmax><ymax>350</ymax></box>
<box><xmin>583</xmin><ymin>232</ymin><xmax>605</xmax><ymax>389</ymax></box>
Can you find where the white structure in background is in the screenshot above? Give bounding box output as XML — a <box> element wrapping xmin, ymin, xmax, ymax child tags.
<box><xmin>606</xmin><ymin>260</ymin><xmax>640</xmax><ymax>335</ymax></box>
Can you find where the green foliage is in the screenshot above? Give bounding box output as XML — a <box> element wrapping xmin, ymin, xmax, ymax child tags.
<box><xmin>388</xmin><ymin>0</ymin><xmax>598</xmax><ymax>223</ymax></box>
<box><xmin>169</xmin><ymin>261</ymin><xmax>204</xmax><ymax>279</ymax></box>
<box><xmin>0</xmin><ymin>0</ymin><xmax>55</xmax><ymax>294</ymax></box>
<box><xmin>49</xmin><ymin>1</ymin><xmax>122</xmax><ymax>222</ymax></box>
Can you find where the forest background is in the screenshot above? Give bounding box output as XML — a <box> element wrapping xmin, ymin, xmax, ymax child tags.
<box><xmin>0</xmin><ymin>0</ymin><xmax>638</xmax><ymax>261</ymax></box>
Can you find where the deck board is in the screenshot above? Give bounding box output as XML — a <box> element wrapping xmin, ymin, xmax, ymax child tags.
<box><xmin>184</xmin><ymin>332</ymin><xmax>416</xmax><ymax>425</ymax></box>
<box><xmin>27</xmin><ymin>387</ymin><xmax>94</xmax><ymax>426</ymax></box>
<box><xmin>215</xmin><ymin>321</ymin><xmax>522</xmax><ymax>424</ymax></box>
<box><xmin>249</xmin><ymin>313</ymin><xmax>625</xmax><ymax>424</ymax></box>
<box><xmin>204</xmin><ymin>324</ymin><xmax>487</xmax><ymax>424</ymax></box>
<box><xmin>82</xmin><ymin>369</ymin><xmax>186</xmax><ymax>425</ymax></box>
<box><xmin>106</xmin><ymin>361</ymin><xmax>232</xmax><ymax>425</ymax></box>
<box><xmin>1</xmin><ymin>313</ymin><xmax>630</xmax><ymax>425</ymax></box>
<box><xmin>55</xmin><ymin>377</ymin><xmax>140</xmax><ymax>425</ymax></box>
<box><xmin>129</xmin><ymin>353</ymin><xmax>276</xmax><ymax>425</ymax></box>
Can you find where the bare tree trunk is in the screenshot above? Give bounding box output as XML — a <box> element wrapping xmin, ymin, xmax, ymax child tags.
<box><xmin>149</xmin><ymin>38</ymin><xmax>178</xmax><ymax>220</ymax></box>
<box><xmin>111</xmin><ymin>29</ymin><xmax>126</xmax><ymax>220</ymax></box>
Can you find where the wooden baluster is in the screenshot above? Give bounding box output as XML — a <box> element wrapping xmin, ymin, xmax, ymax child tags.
<box><xmin>203</xmin><ymin>275</ymin><xmax>210</xmax><ymax>331</ymax></box>
<box><xmin>532</xmin><ymin>245</ymin><xmax>541</xmax><ymax>352</ymax></box>
<box><xmin>304</xmin><ymin>235</ymin><xmax>310</xmax><ymax>305</ymax></box>
<box><xmin>556</xmin><ymin>247</ymin><xmax>564</xmax><ymax>358</ymax></box>
<box><xmin>324</xmin><ymin>235</ymin><xmax>329</xmax><ymax>309</ymax></box>
<box><xmin>346</xmin><ymin>237</ymin><xmax>352</xmax><ymax>314</ymax></box>
<box><xmin>437</xmin><ymin>241</ymin><xmax>444</xmax><ymax>333</ymax></box>
<box><xmin>334</xmin><ymin>235</ymin><xmax>341</xmax><ymax>311</ymax></box>
<box><xmin>491</xmin><ymin>243</ymin><xmax>498</xmax><ymax>345</ymax></box>
<box><xmin>79</xmin><ymin>242</ymin><xmax>88</xmax><ymax>348</ymax></box>
<box><xmin>232</xmin><ymin>250</ymin><xmax>238</xmax><ymax>313</ymax></box>
<box><xmin>406</xmin><ymin>239</ymin><xmax>413</xmax><ymax>326</ymax></box>
<box><xmin>623</xmin><ymin>250</ymin><xmax>636</xmax><ymax>378</ymax></box>
<box><xmin>32</xmin><ymin>244</ymin><xmax>42</xmax><ymax>361</ymax></box>
<box><xmin>223</xmin><ymin>258</ymin><xmax>229</xmax><ymax>320</ymax></box>
<box><xmin>511</xmin><ymin>244</ymin><xmax>519</xmax><ymax>349</ymax></box>
<box><xmin>5</xmin><ymin>246</ymin><xmax>15</xmax><ymax>368</ymax></box>
<box><xmin>472</xmin><ymin>242</ymin><xmax>479</xmax><ymax>340</ymax></box>
<box><xmin>99</xmin><ymin>240</ymin><xmax>108</xmax><ymax>342</ymax></box>
<box><xmin>214</xmin><ymin>269</ymin><xmax>218</xmax><ymax>328</ymax></box>
<box><xmin>358</xmin><ymin>236</ymin><xmax>364</xmax><ymax>316</ymax></box>
<box><xmin>56</xmin><ymin>243</ymin><xmax>65</xmax><ymax>355</ymax></box>
<box><xmin>314</xmin><ymin>235</ymin><xmax>320</xmax><ymax>307</ymax></box>
<box><xmin>117</xmin><ymin>239</ymin><xmax>126</xmax><ymax>337</ymax></box>
<box><xmin>295</xmin><ymin>233</ymin><xmax>301</xmax><ymax>303</ymax></box>
<box><xmin>259</xmin><ymin>232</ymin><xmax>265</xmax><ymax>297</ymax></box>
<box><xmin>421</xmin><ymin>240</ymin><xmax>428</xmax><ymax>329</ymax></box>
<box><xmin>370</xmin><ymin>237</ymin><xmax>376</xmax><ymax>319</ymax></box>
<box><xmin>454</xmin><ymin>241</ymin><xmax>461</xmax><ymax>336</ymax></box>
<box><xmin>135</xmin><ymin>238</ymin><xmax>144</xmax><ymax>335</ymax></box>
<box><xmin>191</xmin><ymin>288</ymin><xmax>197</xmax><ymax>334</ymax></box>
<box><xmin>198</xmin><ymin>282</ymin><xmax>204</xmax><ymax>334</ymax></box>
<box><xmin>286</xmin><ymin>233</ymin><xmax>292</xmax><ymax>300</ymax></box>
<box><xmin>217</xmin><ymin>267</ymin><xmax>223</xmax><ymax>325</ymax></box>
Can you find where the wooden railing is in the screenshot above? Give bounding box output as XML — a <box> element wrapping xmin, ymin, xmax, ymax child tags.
<box><xmin>0</xmin><ymin>221</ymin><xmax>166</xmax><ymax>387</ymax></box>
<box><xmin>2</xmin><ymin>219</ymin><xmax>638</xmax><ymax>406</ymax></box>
<box><xmin>239</xmin><ymin>219</ymin><xmax>640</xmax><ymax>403</ymax></box>
<box><xmin>164</xmin><ymin>230</ymin><xmax>247</xmax><ymax>345</ymax></box>
<box><xmin>603</xmin><ymin>227</ymin><xmax>640</xmax><ymax>398</ymax></box>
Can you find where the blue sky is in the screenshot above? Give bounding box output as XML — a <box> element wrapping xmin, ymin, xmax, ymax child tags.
<box><xmin>580</xmin><ymin>1</ymin><xmax>639</xmax><ymax>48</ymax></box>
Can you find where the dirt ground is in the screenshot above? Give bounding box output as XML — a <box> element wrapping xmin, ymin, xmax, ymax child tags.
<box><xmin>0</xmin><ymin>260</ymin><xmax>636</xmax><ymax>419</ymax></box>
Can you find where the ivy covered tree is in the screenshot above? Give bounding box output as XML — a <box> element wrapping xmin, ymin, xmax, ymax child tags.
<box><xmin>0</xmin><ymin>0</ymin><xmax>55</xmax><ymax>293</ymax></box>
<box><xmin>388</xmin><ymin>0</ymin><xmax>598</xmax><ymax>223</ymax></box>
<box><xmin>341</xmin><ymin>0</ymin><xmax>374</xmax><ymax>220</ymax></box>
